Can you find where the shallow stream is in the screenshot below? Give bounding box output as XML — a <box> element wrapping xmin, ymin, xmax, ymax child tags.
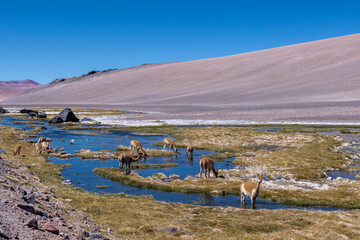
<box><xmin>0</xmin><ymin>116</ymin><xmax>345</xmax><ymax>210</ymax></box>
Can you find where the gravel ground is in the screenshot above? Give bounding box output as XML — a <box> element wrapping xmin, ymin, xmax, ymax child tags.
<box><xmin>0</xmin><ymin>156</ymin><xmax>113</xmax><ymax>240</ymax></box>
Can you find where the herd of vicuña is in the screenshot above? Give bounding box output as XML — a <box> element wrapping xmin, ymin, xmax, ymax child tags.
<box><xmin>31</xmin><ymin>136</ymin><xmax>263</xmax><ymax>205</ymax></box>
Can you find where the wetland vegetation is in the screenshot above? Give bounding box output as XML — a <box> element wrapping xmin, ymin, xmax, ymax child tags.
<box><xmin>1</xmin><ymin>108</ymin><xmax>360</xmax><ymax>239</ymax></box>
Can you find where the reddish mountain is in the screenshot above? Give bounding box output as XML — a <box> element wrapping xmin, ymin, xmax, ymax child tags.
<box><xmin>0</xmin><ymin>80</ymin><xmax>41</xmax><ymax>101</ymax></box>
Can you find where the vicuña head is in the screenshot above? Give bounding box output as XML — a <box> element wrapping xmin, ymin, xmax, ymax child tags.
<box><xmin>240</xmin><ymin>175</ymin><xmax>263</xmax><ymax>205</ymax></box>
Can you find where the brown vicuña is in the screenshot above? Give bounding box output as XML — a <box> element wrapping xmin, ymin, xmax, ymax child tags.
<box><xmin>13</xmin><ymin>144</ymin><xmax>21</xmax><ymax>156</ymax></box>
<box><xmin>199</xmin><ymin>158</ymin><xmax>218</xmax><ymax>178</ymax></box>
<box><xmin>186</xmin><ymin>145</ymin><xmax>194</xmax><ymax>158</ymax></box>
<box><xmin>163</xmin><ymin>138</ymin><xmax>178</xmax><ymax>152</ymax></box>
<box><xmin>118</xmin><ymin>154</ymin><xmax>141</xmax><ymax>169</ymax></box>
<box><xmin>240</xmin><ymin>175</ymin><xmax>263</xmax><ymax>205</ymax></box>
<box><xmin>130</xmin><ymin>140</ymin><xmax>147</xmax><ymax>156</ymax></box>
<box><xmin>35</xmin><ymin>137</ymin><xmax>51</xmax><ymax>154</ymax></box>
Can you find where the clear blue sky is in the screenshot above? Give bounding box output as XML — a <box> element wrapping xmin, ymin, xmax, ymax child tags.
<box><xmin>1</xmin><ymin>0</ymin><xmax>359</xmax><ymax>84</ymax></box>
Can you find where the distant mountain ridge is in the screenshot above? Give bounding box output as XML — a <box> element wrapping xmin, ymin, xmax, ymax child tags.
<box><xmin>0</xmin><ymin>79</ymin><xmax>41</xmax><ymax>101</ymax></box>
<box><xmin>2</xmin><ymin>34</ymin><xmax>360</xmax><ymax>122</ymax></box>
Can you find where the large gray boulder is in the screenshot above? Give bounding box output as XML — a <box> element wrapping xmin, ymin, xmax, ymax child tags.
<box><xmin>48</xmin><ymin>108</ymin><xmax>79</xmax><ymax>123</ymax></box>
<box><xmin>59</xmin><ymin>108</ymin><xmax>79</xmax><ymax>122</ymax></box>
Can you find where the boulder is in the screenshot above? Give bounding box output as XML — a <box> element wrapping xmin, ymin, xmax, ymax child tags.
<box><xmin>26</xmin><ymin>219</ymin><xmax>38</xmax><ymax>229</ymax></box>
<box><xmin>24</xmin><ymin>194</ymin><xmax>36</xmax><ymax>204</ymax></box>
<box><xmin>35</xmin><ymin>111</ymin><xmax>47</xmax><ymax>118</ymax></box>
<box><xmin>17</xmin><ymin>204</ymin><xmax>35</xmax><ymax>214</ymax></box>
<box><xmin>43</xmin><ymin>223</ymin><xmax>59</xmax><ymax>234</ymax></box>
<box><xmin>0</xmin><ymin>107</ymin><xmax>8</xmax><ymax>114</ymax></box>
<box><xmin>62</xmin><ymin>180</ymin><xmax>72</xmax><ymax>185</ymax></box>
<box><xmin>49</xmin><ymin>116</ymin><xmax>64</xmax><ymax>123</ymax></box>
<box><xmin>20</xmin><ymin>109</ymin><xmax>33</xmax><ymax>114</ymax></box>
<box><xmin>59</xmin><ymin>108</ymin><xmax>79</xmax><ymax>122</ymax></box>
<box><xmin>355</xmin><ymin>173</ymin><xmax>360</xmax><ymax>180</ymax></box>
<box><xmin>20</xmin><ymin>109</ymin><xmax>47</xmax><ymax>118</ymax></box>
<box><xmin>165</xmin><ymin>228</ymin><xmax>179</xmax><ymax>234</ymax></box>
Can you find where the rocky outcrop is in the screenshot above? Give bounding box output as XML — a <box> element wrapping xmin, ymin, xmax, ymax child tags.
<box><xmin>0</xmin><ymin>107</ymin><xmax>9</xmax><ymax>114</ymax></box>
<box><xmin>0</xmin><ymin>157</ymin><xmax>109</xmax><ymax>239</ymax></box>
<box><xmin>59</xmin><ymin>108</ymin><xmax>79</xmax><ymax>122</ymax></box>
<box><xmin>20</xmin><ymin>109</ymin><xmax>47</xmax><ymax>118</ymax></box>
<box><xmin>49</xmin><ymin>108</ymin><xmax>79</xmax><ymax>123</ymax></box>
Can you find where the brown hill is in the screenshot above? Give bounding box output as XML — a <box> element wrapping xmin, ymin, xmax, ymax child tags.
<box><xmin>2</xmin><ymin>34</ymin><xmax>360</xmax><ymax>123</ymax></box>
<box><xmin>0</xmin><ymin>80</ymin><xmax>41</xmax><ymax>101</ymax></box>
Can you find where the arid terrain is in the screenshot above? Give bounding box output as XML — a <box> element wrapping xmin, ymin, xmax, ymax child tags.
<box><xmin>0</xmin><ymin>79</ymin><xmax>41</xmax><ymax>101</ymax></box>
<box><xmin>2</xmin><ymin>34</ymin><xmax>360</xmax><ymax>123</ymax></box>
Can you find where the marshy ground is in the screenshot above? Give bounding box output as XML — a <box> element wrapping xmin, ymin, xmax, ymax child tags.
<box><xmin>1</xmin><ymin>108</ymin><xmax>360</xmax><ymax>239</ymax></box>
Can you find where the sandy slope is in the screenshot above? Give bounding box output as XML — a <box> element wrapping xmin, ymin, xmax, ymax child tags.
<box><xmin>2</xmin><ymin>34</ymin><xmax>360</xmax><ymax>122</ymax></box>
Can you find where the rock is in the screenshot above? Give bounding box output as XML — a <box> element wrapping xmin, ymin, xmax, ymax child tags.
<box><xmin>25</xmin><ymin>219</ymin><xmax>38</xmax><ymax>229</ymax></box>
<box><xmin>27</xmin><ymin>111</ymin><xmax>47</xmax><ymax>118</ymax></box>
<box><xmin>90</xmin><ymin>234</ymin><xmax>104</xmax><ymax>239</ymax></box>
<box><xmin>24</xmin><ymin>194</ymin><xmax>36</xmax><ymax>204</ymax></box>
<box><xmin>169</xmin><ymin>174</ymin><xmax>180</xmax><ymax>180</ymax></box>
<box><xmin>35</xmin><ymin>126</ymin><xmax>47</xmax><ymax>131</ymax></box>
<box><xmin>43</xmin><ymin>223</ymin><xmax>59</xmax><ymax>234</ymax></box>
<box><xmin>61</xmin><ymin>180</ymin><xmax>72</xmax><ymax>185</ymax></box>
<box><xmin>60</xmin><ymin>148</ymin><xmax>65</xmax><ymax>152</ymax></box>
<box><xmin>37</xmin><ymin>111</ymin><xmax>47</xmax><ymax>118</ymax></box>
<box><xmin>49</xmin><ymin>116</ymin><xmax>64</xmax><ymax>123</ymax></box>
<box><xmin>80</xmin><ymin>117</ymin><xmax>95</xmax><ymax>123</ymax></box>
<box><xmin>20</xmin><ymin>109</ymin><xmax>33</xmax><ymax>114</ymax></box>
<box><xmin>0</xmin><ymin>107</ymin><xmax>9</xmax><ymax>114</ymax></box>
<box><xmin>17</xmin><ymin>204</ymin><xmax>35</xmax><ymax>214</ymax></box>
<box><xmin>59</xmin><ymin>108</ymin><xmax>79</xmax><ymax>122</ymax></box>
<box><xmin>3</xmin><ymin>200</ymin><xmax>9</xmax><ymax>204</ymax></box>
<box><xmin>152</xmin><ymin>173</ymin><xmax>167</xmax><ymax>180</ymax></box>
<box><xmin>19</xmin><ymin>189</ymin><xmax>27</xmax><ymax>196</ymax></box>
<box><xmin>80</xmin><ymin>230</ymin><xmax>90</xmax><ymax>238</ymax></box>
<box><xmin>165</xmin><ymin>227</ymin><xmax>179</xmax><ymax>234</ymax></box>
<box><xmin>355</xmin><ymin>173</ymin><xmax>360</xmax><ymax>180</ymax></box>
<box><xmin>0</xmin><ymin>147</ymin><xmax>6</xmax><ymax>155</ymax></box>
<box><xmin>211</xmin><ymin>190</ymin><xmax>226</xmax><ymax>195</ymax></box>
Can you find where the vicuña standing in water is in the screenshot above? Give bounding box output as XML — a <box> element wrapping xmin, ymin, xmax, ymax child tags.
<box><xmin>186</xmin><ymin>145</ymin><xmax>194</xmax><ymax>159</ymax></box>
<box><xmin>240</xmin><ymin>175</ymin><xmax>263</xmax><ymax>205</ymax></box>
<box><xmin>118</xmin><ymin>154</ymin><xmax>141</xmax><ymax>169</ymax></box>
<box><xmin>199</xmin><ymin>158</ymin><xmax>218</xmax><ymax>178</ymax></box>
<box><xmin>13</xmin><ymin>144</ymin><xmax>21</xmax><ymax>156</ymax></box>
<box><xmin>163</xmin><ymin>138</ymin><xmax>178</xmax><ymax>152</ymax></box>
<box><xmin>130</xmin><ymin>140</ymin><xmax>147</xmax><ymax>156</ymax></box>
